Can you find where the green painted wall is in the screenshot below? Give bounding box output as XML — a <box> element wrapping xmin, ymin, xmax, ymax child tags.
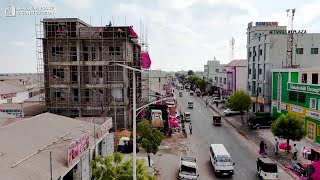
<box><xmin>272</xmin><ymin>70</ymin><xmax>320</xmax><ymax>143</ymax></box>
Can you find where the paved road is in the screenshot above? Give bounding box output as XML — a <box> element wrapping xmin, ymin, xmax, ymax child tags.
<box><xmin>176</xmin><ymin>89</ymin><xmax>293</xmax><ymax>180</ymax></box>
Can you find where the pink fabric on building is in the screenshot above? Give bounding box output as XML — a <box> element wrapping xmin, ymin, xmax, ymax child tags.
<box><xmin>169</xmin><ymin>116</ymin><xmax>179</xmax><ymax>128</ymax></box>
<box><xmin>129</xmin><ymin>26</ymin><xmax>138</xmax><ymax>37</ymax></box>
<box><xmin>141</xmin><ymin>51</ymin><xmax>151</xmax><ymax>69</ymax></box>
<box><xmin>311</xmin><ymin>161</ymin><xmax>320</xmax><ymax>180</ymax></box>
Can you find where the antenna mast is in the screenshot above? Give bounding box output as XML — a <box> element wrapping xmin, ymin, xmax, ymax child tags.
<box><xmin>284</xmin><ymin>8</ymin><xmax>296</xmax><ymax>68</ymax></box>
<box><xmin>229</xmin><ymin>37</ymin><xmax>235</xmax><ymax>61</ymax></box>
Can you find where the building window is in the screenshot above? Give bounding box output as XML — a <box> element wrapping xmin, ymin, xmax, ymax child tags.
<box><xmin>249</xmin><ymin>48</ymin><xmax>252</xmax><ymax>57</ymax></box>
<box><xmin>317</xmin><ymin>125</ymin><xmax>320</xmax><ymax>136</ymax></box>
<box><xmin>109</xmin><ymin>47</ymin><xmax>121</xmax><ymax>55</ymax></box>
<box><xmin>296</xmin><ymin>48</ymin><xmax>303</xmax><ymax>54</ymax></box>
<box><xmin>219</xmin><ymin>77</ymin><xmax>222</xmax><ymax>83</ymax></box>
<box><xmin>70</xmin><ymin>47</ymin><xmax>77</xmax><ymax>61</ymax></box>
<box><xmin>249</xmin><ymin>69</ymin><xmax>251</xmax><ymax>74</ymax></box>
<box><xmin>259</xmin><ymin>49</ymin><xmax>263</xmax><ymax>56</ymax></box>
<box><xmin>310</xmin><ymin>98</ymin><xmax>316</xmax><ymax>109</ymax></box>
<box><xmin>53</xmin><ymin>68</ymin><xmax>64</xmax><ymax>78</ymax></box>
<box><xmin>301</xmin><ymin>73</ymin><xmax>307</xmax><ymax>83</ymax></box>
<box><xmin>298</xmin><ymin>93</ymin><xmax>306</xmax><ymax>103</ymax></box>
<box><xmin>215</xmin><ymin>69</ymin><xmax>219</xmax><ymax>72</ymax></box>
<box><xmin>73</xmin><ymin>89</ymin><xmax>79</xmax><ymax>101</ymax></box>
<box><xmin>289</xmin><ymin>91</ymin><xmax>297</xmax><ymax>101</ymax></box>
<box><xmin>312</xmin><ymin>73</ymin><xmax>318</xmax><ymax>84</ymax></box>
<box><xmin>258</xmin><ymin>87</ymin><xmax>261</xmax><ymax>93</ymax></box>
<box><xmin>259</xmin><ymin>69</ymin><xmax>262</xmax><ymax>75</ymax></box>
<box><xmin>311</xmin><ymin>48</ymin><xmax>318</xmax><ymax>54</ymax></box>
<box><xmin>85</xmin><ymin>89</ymin><xmax>90</xmax><ymax>102</ymax></box>
<box><xmin>7</xmin><ymin>98</ymin><xmax>12</xmax><ymax>103</ymax></box>
<box><xmin>223</xmin><ymin>78</ymin><xmax>226</xmax><ymax>85</ymax></box>
<box><xmin>318</xmin><ymin>100</ymin><xmax>320</xmax><ymax>111</ymax></box>
<box><xmin>83</xmin><ymin>47</ymin><xmax>89</xmax><ymax>61</ymax></box>
<box><xmin>52</xmin><ymin>47</ymin><xmax>63</xmax><ymax>55</ymax></box>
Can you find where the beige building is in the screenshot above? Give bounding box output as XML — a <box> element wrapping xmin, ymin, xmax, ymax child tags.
<box><xmin>0</xmin><ymin>112</ymin><xmax>113</xmax><ymax>180</ymax></box>
<box><xmin>38</xmin><ymin>18</ymin><xmax>144</xmax><ymax>128</ymax></box>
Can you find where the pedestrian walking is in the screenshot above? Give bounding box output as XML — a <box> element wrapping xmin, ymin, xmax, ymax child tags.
<box><xmin>206</xmin><ymin>99</ymin><xmax>208</xmax><ymax>106</ymax></box>
<box><xmin>215</xmin><ymin>101</ymin><xmax>219</xmax><ymax>108</ymax></box>
<box><xmin>259</xmin><ymin>140</ymin><xmax>267</xmax><ymax>155</ymax></box>
<box><xmin>302</xmin><ymin>147</ymin><xmax>307</xmax><ymax>159</ymax></box>
<box><xmin>189</xmin><ymin>123</ymin><xmax>192</xmax><ymax>134</ymax></box>
<box><xmin>293</xmin><ymin>144</ymin><xmax>298</xmax><ymax>160</ymax></box>
<box><xmin>274</xmin><ymin>138</ymin><xmax>279</xmax><ymax>155</ymax></box>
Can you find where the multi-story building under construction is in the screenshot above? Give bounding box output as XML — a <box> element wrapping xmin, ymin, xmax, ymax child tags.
<box><xmin>36</xmin><ymin>18</ymin><xmax>148</xmax><ymax>129</ymax></box>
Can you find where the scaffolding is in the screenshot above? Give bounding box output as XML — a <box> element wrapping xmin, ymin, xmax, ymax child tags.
<box><xmin>35</xmin><ymin>17</ymin><xmax>145</xmax><ymax>129</ymax></box>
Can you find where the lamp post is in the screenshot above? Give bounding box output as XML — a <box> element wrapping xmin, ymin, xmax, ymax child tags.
<box><xmin>116</xmin><ymin>63</ymin><xmax>147</xmax><ymax>180</ymax></box>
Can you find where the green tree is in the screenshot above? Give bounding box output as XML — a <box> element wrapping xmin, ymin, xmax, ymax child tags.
<box><xmin>137</xmin><ymin>120</ymin><xmax>164</xmax><ymax>167</ymax></box>
<box><xmin>175</xmin><ymin>72</ymin><xmax>180</xmax><ymax>78</ymax></box>
<box><xmin>188</xmin><ymin>70</ymin><xmax>194</xmax><ymax>76</ymax></box>
<box><xmin>196</xmin><ymin>79</ymin><xmax>207</xmax><ymax>91</ymax></box>
<box><xmin>179</xmin><ymin>74</ymin><xmax>186</xmax><ymax>81</ymax></box>
<box><xmin>271</xmin><ymin>113</ymin><xmax>305</xmax><ymax>152</ymax></box>
<box><xmin>189</xmin><ymin>75</ymin><xmax>199</xmax><ymax>85</ymax></box>
<box><xmin>90</xmin><ymin>152</ymin><xmax>155</xmax><ymax>180</ymax></box>
<box><xmin>227</xmin><ymin>90</ymin><xmax>251</xmax><ymax>124</ymax></box>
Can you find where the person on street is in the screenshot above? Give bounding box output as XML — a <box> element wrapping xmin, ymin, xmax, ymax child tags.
<box><xmin>189</xmin><ymin>123</ymin><xmax>192</xmax><ymax>134</ymax></box>
<box><xmin>274</xmin><ymin>138</ymin><xmax>279</xmax><ymax>155</ymax></box>
<box><xmin>259</xmin><ymin>140</ymin><xmax>267</xmax><ymax>155</ymax></box>
<box><xmin>206</xmin><ymin>99</ymin><xmax>208</xmax><ymax>106</ymax></box>
<box><xmin>216</xmin><ymin>101</ymin><xmax>219</xmax><ymax>108</ymax></box>
<box><xmin>293</xmin><ymin>144</ymin><xmax>298</xmax><ymax>160</ymax></box>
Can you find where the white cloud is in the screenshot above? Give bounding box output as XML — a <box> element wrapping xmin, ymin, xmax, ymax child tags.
<box><xmin>30</xmin><ymin>0</ymin><xmax>54</xmax><ymax>8</ymax></box>
<box><xmin>61</xmin><ymin>0</ymin><xmax>91</xmax><ymax>11</ymax></box>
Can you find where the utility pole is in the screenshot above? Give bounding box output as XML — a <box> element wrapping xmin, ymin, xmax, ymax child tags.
<box><xmin>50</xmin><ymin>151</ymin><xmax>52</xmax><ymax>180</ymax></box>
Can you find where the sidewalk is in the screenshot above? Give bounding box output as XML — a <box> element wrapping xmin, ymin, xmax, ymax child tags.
<box><xmin>200</xmin><ymin>96</ymin><xmax>319</xmax><ymax>167</ymax></box>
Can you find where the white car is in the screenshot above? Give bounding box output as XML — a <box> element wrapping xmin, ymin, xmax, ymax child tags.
<box><xmin>212</xmin><ymin>97</ymin><xmax>225</xmax><ymax>103</ymax></box>
<box><xmin>223</xmin><ymin>109</ymin><xmax>241</xmax><ymax>116</ymax></box>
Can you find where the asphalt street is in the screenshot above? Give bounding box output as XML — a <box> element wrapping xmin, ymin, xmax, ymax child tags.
<box><xmin>175</xmin><ymin>89</ymin><xmax>293</xmax><ymax>180</ymax></box>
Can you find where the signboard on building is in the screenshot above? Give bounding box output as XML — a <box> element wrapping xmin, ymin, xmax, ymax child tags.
<box><xmin>257</xmin><ymin>96</ymin><xmax>265</xmax><ymax>104</ymax></box>
<box><xmin>67</xmin><ymin>133</ymin><xmax>89</xmax><ymax>167</ymax></box>
<box><xmin>271</xmin><ymin>30</ymin><xmax>307</xmax><ymax>34</ymax></box>
<box><xmin>290</xmin><ymin>105</ymin><xmax>304</xmax><ymax>114</ymax></box>
<box><xmin>287</xmin><ymin>82</ymin><xmax>320</xmax><ymax>95</ymax></box>
<box><xmin>96</xmin><ymin>119</ymin><xmax>113</xmax><ymax>139</ymax></box>
<box><xmin>272</xmin><ymin>101</ymin><xmax>287</xmax><ymax>110</ymax></box>
<box><xmin>256</xmin><ymin>22</ymin><xmax>278</xmax><ymax>26</ymax></box>
<box><xmin>1</xmin><ymin>93</ymin><xmax>16</xmax><ymax>99</ymax></box>
<box><xmin>306</xmin><ymin>110</ymin><xmax>320</xmax><ymax>120</ymax></box>
<box><xmin>277</xmin><ymin>73</ymin><xmax>282</xmax><ymax>113</ymax></box>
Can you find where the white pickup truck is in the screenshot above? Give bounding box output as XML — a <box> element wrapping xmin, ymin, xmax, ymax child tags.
<box><xmin>178</xmin><ymin>157</ymin><xmax>199</xmax><ymax>180</ymax></box>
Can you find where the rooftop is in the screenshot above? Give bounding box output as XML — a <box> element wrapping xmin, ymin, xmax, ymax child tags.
<box><xmin>0</xmin><ymin>112</ymin><xmax>107</xmax><ymax>180</ymax></box>
<box><xmin>0</xmin><ymin>81</ymin><xmax>27</xmax><ymax>95</ymax></box>
<box><xmin>225</xmin><ymin>59</ymin><xmax>247</xmax><ymax>67</ymax></box>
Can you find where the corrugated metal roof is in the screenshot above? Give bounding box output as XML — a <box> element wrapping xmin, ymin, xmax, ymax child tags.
<box><xmin>225</xmin><ymin>59</ymin><xmax>247</xmax><ymax>67</ymax></box>
<box><xmin>0</xmin><ymin>113</ymin><xmax>103</xmax><ymax>180</ymax></box>
<box><xmin>0</xmin><ymin>81</ymin><xmax>26</xmax><ymax>95</ymax></box>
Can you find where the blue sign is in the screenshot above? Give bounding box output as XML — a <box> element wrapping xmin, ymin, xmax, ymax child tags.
<box><xmin>256</xmin><ymin>22</ymin><xmax>278</xmax><ymax>26</ymax></box>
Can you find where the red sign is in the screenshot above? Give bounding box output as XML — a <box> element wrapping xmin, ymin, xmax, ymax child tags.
<box><xmin>1</xmin><ymin>93</ymin><xmax>16</xmax><ymax>99</ymax></box>
<box><xmin>67</xmin><ymin>133</ymin><xmax>89</xmax><ymax>167</ymax></box>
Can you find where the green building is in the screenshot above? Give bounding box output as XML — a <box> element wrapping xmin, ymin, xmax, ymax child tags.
<box><xmin>272</xmin><ymin>68</ymin><xmax>320</xmax><ymax>143</ymax></box>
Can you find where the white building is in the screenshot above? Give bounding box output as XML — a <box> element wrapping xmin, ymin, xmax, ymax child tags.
<box><xmin>203</xmin><ymin>59</ymin><xmax>225</xmax><ymax>82</ymax></box>
<box><xmin>247</xmin><ymin>21</ymin><xmax>320</xmax><ymax>112</ymax></box>
<box><xmin>0</xmin><ymin>81</ymin><xmax>30</xmax><ymax>104</ymax></box>
<box><xmin>214</xmin><ymin>60</ymin><xmax>247</xmax><ymax>97</ymax></box>
<box><xmin>0</xmin><ymin>113</ymin><xmax>113</xmax><ymax>180</ymax></box>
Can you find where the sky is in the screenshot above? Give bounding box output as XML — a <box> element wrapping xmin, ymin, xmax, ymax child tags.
<box><xmin>1</xmin><ymin>0</ymin><xmax>320</xmax><ymax>73</ymax></box>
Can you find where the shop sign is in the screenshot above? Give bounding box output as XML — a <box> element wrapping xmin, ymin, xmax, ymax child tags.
<box><xmin>256</xmin><ymin>22</ymin><xmax>278</xmax><ymax>26</ymax></box>
<box><xmin>257</xmin><ymin>96</ymin><xmax>264</xmax><ymax>104</ymax></box>
<box><xmin>290</xmin><ymin>105</ymin><xmax>304</xmax><ymax>114</ymax></box>
<box><xmin>272</xmin><ymin>101</ymin><xmax>287</xmax><ymax>110</ymax></box>
<box><xmin>96</xmin><ymin>119</ymin><xmax>113</xmax><ymax>138</ymax></box>
<box><xmin>287</xmin><ymin>82</ymin><xmax>320</xmax><ymax>95</ymax></box>
<box><xmin>1</xmin><ymin>93</ymin><xmax>16</xmax><ymax>99</ymax></box>
<box><xmin>306</xmin><ymin>110</ymin><xmax>320</xmax><ymax>120</ymax></box>
<box><xmin>67</xmin><ymin>133</ymin><xmax>89</xmax><ymax>167</ymax></box>
<box><xmin>271</xmin><ymin>30</ymin><xmax>307</xmax><ymax>34</ymax></box>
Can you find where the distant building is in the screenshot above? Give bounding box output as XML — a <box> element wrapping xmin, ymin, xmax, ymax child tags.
<box><xmin>215</xmin><ymin>59</ymin><xmax>247</xmax><ymax>97</ymax></box>
<box><xmin>0</xmin><ymin>112</ymin><xmax>113</xmax><ymax>180</ymax></box>
<box><xmin>247</xmin><ymin>21</ymin><xmax>320</xmax><ymax>113</ymax></box>
<box><xmin>271</xmin><ymin>68</ymin><xmax>320</xmax><ymax>143</ymax></box>
<box><xmin>203</xmin><ymin>59</ymin><xmax>225</xmax><ymax>82</ymax></box>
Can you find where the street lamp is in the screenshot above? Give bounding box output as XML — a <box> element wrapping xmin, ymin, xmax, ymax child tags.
<box><xmin>116</xmin><ymin>63</ymin><xmax>147</xmax><ymax>180</ymax></box>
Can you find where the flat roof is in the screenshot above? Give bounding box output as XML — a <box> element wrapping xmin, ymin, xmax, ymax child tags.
<box><xmin>0</xmin><ymin>112</ymin><xmax>108</xmax><ymax>180</ymax></box>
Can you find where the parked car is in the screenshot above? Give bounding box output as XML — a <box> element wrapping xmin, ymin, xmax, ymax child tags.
<box><xmin>179</xmin><ymin>157</ymin><xmax>199</xmax><ymax>180</ymax></box>
<box><xmin>212</xmin><ymin>97</ymin><xmax>225</xmax><ymax>103</ymax></box>
<box><xmin>248</xmin><ymin>112</ymin><xmax>276</xmax><ymax>129</ymax></box>
<box><xmin>256</xmin><ymin>157</ymin><xmax>278</xmax><ymax>180</ymax></box>
<box><xmin>223</xmin><ymin>109</ymin><xmax>241</xmax><ymax>116</ymax></box>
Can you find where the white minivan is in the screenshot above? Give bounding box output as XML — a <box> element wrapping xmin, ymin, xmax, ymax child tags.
<box><xmin>209</xmin><ymin>144</ymin><xmax>235</xmax><ymax>176</ymax></box>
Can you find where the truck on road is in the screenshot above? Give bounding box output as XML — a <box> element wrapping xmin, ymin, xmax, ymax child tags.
<box><xmin>178</xmin><ymin>157</ymin><xmax>198</xmax><ymax>180</ymax></box>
